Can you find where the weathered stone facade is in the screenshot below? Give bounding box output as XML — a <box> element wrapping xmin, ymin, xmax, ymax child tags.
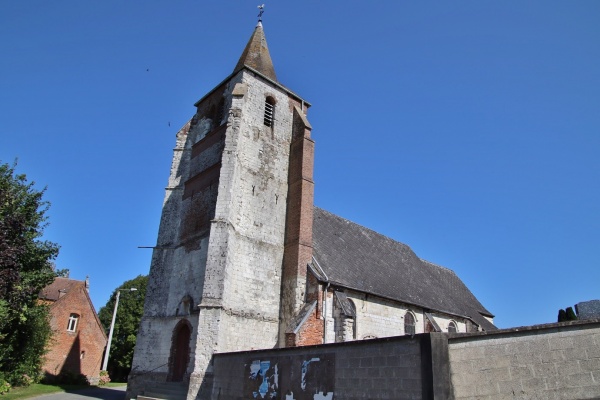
<box><xmin>128</xmin><ymin>21</ymin><xmax>496</xmax><ymax>400</ymax></box>
<box><xmin>128</xmin><ymin>23</ymin><xmax>314</xmax><ymax>400</ymax></box>
<box><xmin>326</xmin><ymin>288</ymin><xmax>469</xmax><ymax>343</ymax></box>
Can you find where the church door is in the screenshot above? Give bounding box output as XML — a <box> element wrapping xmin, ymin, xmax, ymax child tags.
<box><xmin>169</xmin><ymin>321</ymin><xmax>191</xmax><ymax>382</ymax></box>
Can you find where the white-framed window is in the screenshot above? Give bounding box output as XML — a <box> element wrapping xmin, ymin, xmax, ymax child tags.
<box><xmin>404</xmin><ymin>311</ymin><xmax>416</xmax><ymax>335</ymax></box>
<box><xmin>67</xmin><ymin>313</ymin><xmax>79</xmax><ymax>332</ymax></box>
<box><xmin>264</xmin><ymin>97</ymin><xmax>275</xmax><ymax>127</ymax></box>
<box><xmin>448</xmin><ymin>321</ymin><xmax>457</xmax><ymax>333</ymax></box>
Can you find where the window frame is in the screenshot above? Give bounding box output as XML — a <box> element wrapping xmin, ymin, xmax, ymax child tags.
<box><xmin>67</xmin><ymin>313</ymin><xmax>79</xmax><ymax>332</ymax></box>
<box><xmin>264</xmin><ymin>97</ymin><xmax>275</xmax><ymax>127</ymax></box>
<box><xmin>448</xmin><ymin>320</ymin><xmax>458</xmax><ymax>333</ymax></box>
<box><xmin>404</xmin><ymin>311</ymin><xmax>416</xmax><ymax>336</ymax></box>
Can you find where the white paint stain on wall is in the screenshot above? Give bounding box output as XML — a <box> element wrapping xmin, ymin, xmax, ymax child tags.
<box><xmin>284</xmin><ymin>391</ymin><xmax>334</xmax><ymax>400</ymax></box>
<box><xmin>300</xmin><ymin>358</ymin><xmax>320</xmax><ymax>390</ymax></box>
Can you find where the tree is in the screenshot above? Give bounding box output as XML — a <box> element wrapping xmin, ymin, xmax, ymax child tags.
<box><xmin>0</xmin><ymin>162</ymin><xmax>59</xmax><ymax>386</ymax></box>
<box><xmin>558</xmin><ymin>309</ymin><xmax>567</xmax><ymax>322</ymax></box>
<box><xmin>565</xmin><ymin>306</ymin><xmax>578</xmax><ymax>321</ymax></box>
<box><xmin>98</xmin><ymin>275</ymin><xmax>147</xmax><ymax>382</ymax></box>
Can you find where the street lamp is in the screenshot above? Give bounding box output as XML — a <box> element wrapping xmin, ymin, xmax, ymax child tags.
<box><xmin>102</xmin><ymin>288</ymin><xmax>137</xmax><ymax>371</ymax></box>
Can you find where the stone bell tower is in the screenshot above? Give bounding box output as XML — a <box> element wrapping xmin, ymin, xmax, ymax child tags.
<box><xmin>127</xmin><ymin>21</ymin><xmax>314</xmax><ymax>400</ymax></box>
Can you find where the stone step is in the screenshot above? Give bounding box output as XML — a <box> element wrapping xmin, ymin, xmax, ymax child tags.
<box><xmin>139</xmin><ymin>382</ymin><xmax>188</xmax><ymax>400</ymax></box>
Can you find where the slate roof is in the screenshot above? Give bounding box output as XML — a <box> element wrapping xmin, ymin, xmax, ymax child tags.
<box><xmin>233</xmin><ymin>22</ymin><xmax>277</xmax><ymax>82</ymax></box>
<box><xmin>576</xmin><ymin>300</ymin><xmax>600</xmax><ymax>320</ymax></box>
<box><xmin>312</xmin><ymin>207</ymin><xmax>496</xmax><ymax>331</ymax></box>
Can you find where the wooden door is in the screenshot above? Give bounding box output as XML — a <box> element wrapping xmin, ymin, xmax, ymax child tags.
<box><xmin>170</xmin><ymin>322</ymin><xmax>191</xmax><ymax>382</ymax></box>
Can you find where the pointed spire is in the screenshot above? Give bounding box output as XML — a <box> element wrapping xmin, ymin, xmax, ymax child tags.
<box><xmin>233</xmin><ymin>22</ymin><xmax>277</xmax><ymax>82</ymax></box>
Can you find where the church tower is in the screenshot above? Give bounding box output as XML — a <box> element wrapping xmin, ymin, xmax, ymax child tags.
<box><xmin>128</xmin><ymin>21</ymin><xmax>314</xmax><ymax>399</ymax></box>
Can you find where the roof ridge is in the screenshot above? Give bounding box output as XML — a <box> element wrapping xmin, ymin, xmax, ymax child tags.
<box><xmin>53</xmin><ymin>276</ymin><xmax>85</xmax><ymax>284</ymax></box>
<box><xmin>420</xmin><ymin>258</ymin><xmax>454</xmax><ymax>273</ymax></box>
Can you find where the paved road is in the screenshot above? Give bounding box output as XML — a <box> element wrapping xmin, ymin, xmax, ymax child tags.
<box><xmin>30</xmin><ymin>385</ymin><xmax>127</xmax><ymax>400</ymax></box>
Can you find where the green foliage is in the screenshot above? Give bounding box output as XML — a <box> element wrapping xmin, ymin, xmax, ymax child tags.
<box><xmin>0</xmin><ymin>376</ymin><xmax>11</xmax><ymax>395</ymax></box>
<box><xmin>98</xmin><ymin>275</ymin><xmax>147</xmax><ymax>382</ymax></box>
<box><xmin>565</xmin><ymin>306</ymin><xmax>578</xmax><ymax>321</ymax></box>
<box><xmin>54</xmin><ymin>268</ymin><xmax>70</xmax><ymax>278</ymax></box>
<box><xmin>558</xmin><ymin>309</ymin><xmax>567</xmax><ymax>322</ymax></box>
<box><xmin>0</xmin><ymin>162</ymin><xmax>59</xmax><ymax>387</ymax></box>
<box><xmin>98</xmin><ymin>370</ymin><xmax>111</xmax><ymax>386</ymax></box>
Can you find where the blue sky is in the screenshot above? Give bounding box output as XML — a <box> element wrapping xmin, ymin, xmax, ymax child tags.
<box><xmin>1</xmin><ymin>1</ymin><xmax>599</xmax><ymax>329</ymax></box>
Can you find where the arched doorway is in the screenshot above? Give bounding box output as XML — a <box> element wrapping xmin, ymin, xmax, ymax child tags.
<box><xmin>168</xmin><ymin>320</ymin><xmax>191</xmax><ymax>382</ymax></box>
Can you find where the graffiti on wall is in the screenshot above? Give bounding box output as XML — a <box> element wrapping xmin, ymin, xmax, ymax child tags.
<box><xmin>248</xmin><ymin>359</ymin><xmax>279</xmax><ymax>398</ymax></box>
<box><xmin>244</xmin><ymin>353</ymin><xmax>335</xmax><ymax>399</ymax></box>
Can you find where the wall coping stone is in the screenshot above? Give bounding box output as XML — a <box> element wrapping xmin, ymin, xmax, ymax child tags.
<box><xmin>214</xmin><ymin>332</ymin><xmax>423</xmax><ymax>358</ymax></box>
<box><xmin>448</xmin><ymin>318</ymin><xmax>600</xmax><ymax>344</ymax></box>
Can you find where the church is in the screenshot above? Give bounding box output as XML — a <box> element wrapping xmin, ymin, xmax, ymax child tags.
<box><xmin>128</xmin><ymin>20</ymin><xmax>495</xmax><ymax>400</ymax></box>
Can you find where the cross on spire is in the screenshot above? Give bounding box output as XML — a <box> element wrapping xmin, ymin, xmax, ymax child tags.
<box><xmin>257</xmin><ymin>4</ymin><xmax>265</xmax><ymax>22</ymax></box>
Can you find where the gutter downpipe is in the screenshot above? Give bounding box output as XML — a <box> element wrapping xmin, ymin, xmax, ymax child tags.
<box><xmin>312</xmin><ymin>256</ymin><xmax>330</xmax><ymax>344</ymax></box>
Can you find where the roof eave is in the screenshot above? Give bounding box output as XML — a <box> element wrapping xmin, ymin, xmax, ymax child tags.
<box><xmin>324</xmin><ymin>279</ymin><xmax>480</xmax><ymax>323</ymax></box>
<box><xmin>193</xmin><ymin>67</ymin><xmax>311</xmax><ymax>108</ymax></box>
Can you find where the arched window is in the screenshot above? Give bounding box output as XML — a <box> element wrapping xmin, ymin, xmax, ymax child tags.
<box><xmin>404</xmin><ymin>312</ymin><xmax>416</xmax><ymax>335</ymax></box>
<box><xmin>208</xmin><ymin>105</ymin><xmax>215</xmax><ymax>123</ymax></box>
<box><xmin>176</xmin><ymin>295</ymin><xmax>194</xmax><ymax>316</ymax></box>
<box><xmin>67</xmin><ymin>313</ymin><xmax>79</xmax><ymax>332</ymax></box>
<box><xmin>348</xmin><ymin>299</ymin><xmax>357</xmax><ymax>340</ymax></box>
<box><xmin>264</xmin><ymin>97</ymin><xmax>275</xmax><ymax>127</ymax></box>
<box><xmin>448</xmin><ymin>321</ymin><xmax>457</xmax><ymax>333</ymax></box>
<box><xmin>216</xmin><ymin>98</ymin><xmax>225</xmax><ymax>126</ymax></box>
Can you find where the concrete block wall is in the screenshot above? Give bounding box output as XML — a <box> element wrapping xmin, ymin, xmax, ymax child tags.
<box><xmin>211</xmin><ymin>335</ymin><xmax>424</xmax><ymax>400</ymax></box>
<box><xmin>202</xmin><ymin>320</ymin><xmax>600</xmax><ymax>399</ymax></box>
<box><xmin>449</xmin><ymin>320</ymin><xmax>600</xmax><ymax>399</ymax></box>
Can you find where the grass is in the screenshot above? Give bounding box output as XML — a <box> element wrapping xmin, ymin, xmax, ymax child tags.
<box><xmin>1</xmin><ymin>383</ymin><xmax>126</xmax><ymax>399</ymax></box>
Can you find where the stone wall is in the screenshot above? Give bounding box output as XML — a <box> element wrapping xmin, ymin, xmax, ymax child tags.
<box><xmin>211</xmin><ymin>334</ymin><xmax>426</xmax><ymax>400</ymax></box>
<box><xmin>449</xmin><ymin>319</ymin><xmax>600</xmax><ymax>399</ymax></box>
<box><xmin>200</xmin><ymin>69</ymin><xmax>299</xmax><ymax>351</ymax></box>
<box><xmin>129</xmin><ymin>67</ymin><xmax>314</xmax><ymax>400</ymax></box>
<box><xmin>188</xmin><ymin>70</ymin><xmax>307</xmax><ymax>398</ymax></box>
<box><xmin>322</xmin><ymin>287</ymin><xmax>471</xmax><ymax>343</ymax></box>
<box><xmin>201</xmin><ymin>320</ymin><xmax>600</xmax><ymax>399</ymax></box>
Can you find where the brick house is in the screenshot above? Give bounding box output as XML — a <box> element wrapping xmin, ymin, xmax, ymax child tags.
<box><xmin>39</xmin><ymin>277</ymin><xmax>107</xmax><ymax>384</ymax></box>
